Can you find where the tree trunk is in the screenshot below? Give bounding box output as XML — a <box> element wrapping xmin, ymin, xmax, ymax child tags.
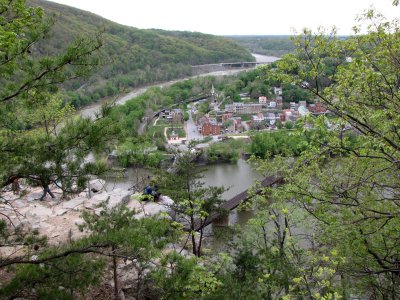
<box><xmin>197</xmin><ymin>225</ymin><xmax>204</xmax><ymax>257</ymax></box>
<box><xmin>112</xmin><ymin>246</ymin><xmax>119</xmax><ymax>300</ymax></box>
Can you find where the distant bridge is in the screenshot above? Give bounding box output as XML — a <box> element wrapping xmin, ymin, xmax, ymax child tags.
<box><xmin>220</xmin><ymin>61</ymin><xmax>261</xmax><ymax>68</ymax></box>
<box><xmin>191</xmin><ymin>61</ymin><xmax>267</xmax><ymax>75</ymax></box>
<box><xmin>193</xmin><ymin>176</ymin><xmax>284</xmax><ymax>231</ymax></box>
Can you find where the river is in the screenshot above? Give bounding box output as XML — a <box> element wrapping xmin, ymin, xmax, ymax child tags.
<box><xmin>90</xmin><ymin>54</ymin><xmax>274</xmax><ymax>229</ymax></box>
<box><xmin>199</xmin><ymin>159</ymin><xmax>262</xmax><ymax>224</ymax></box>
<box><xmin>105</xmin><ymin>159</ymin><xmax>261</xmax><ymax>225</ymax></box>
<box><xmin>79</xmin><ymin>54</ymin><xmax>279</xmax><ymax>119</ymax></box>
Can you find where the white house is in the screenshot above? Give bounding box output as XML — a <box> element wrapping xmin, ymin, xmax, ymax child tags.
<box><xmin>273</xmin><ymin>87</ymin><xmax>282</xmax><ymax>96</ymax></box>
<box><xmin>259</xmin><ymin>96</ymin><xmax>267</xmax><ymax>104</ymax></box>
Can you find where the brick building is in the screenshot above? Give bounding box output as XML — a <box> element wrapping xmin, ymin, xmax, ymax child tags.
<box><xmin>201</xmin><ymin>122</ymin><xmax>221</xmax><ymax>136</ymax></box>
<box><xmin>309</xmin><ymin>102</ymin><xmax>329</xmax><ymax>114</ymax></box>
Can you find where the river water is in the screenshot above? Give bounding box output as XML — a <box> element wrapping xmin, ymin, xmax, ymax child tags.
<box><xmin>87</xmin><ymin>54</ymin><xmax>275</xmax><ymax>229</ymax></box>
<box><xmin>199</xmin><ymin>159</ymin><xmax>262</xmax><ymax>223</ymax></box>
<box><xmin>105</xmin><ymin>159</ymin><xmax>261</xmax><ymax>225</ymax></box>
<box><xmin>79</xmin><ymin>53</ymin><xmax>279</xmax><ymax>119</ymax></box>
<box><xmin>104</xmin><ymin>159</ymin><xmax>261</xmax><ymax>252</ymax></box>
<box><xmin>78</xmin><ymin>68</ymin><xmax>249</xmax><ymax>119</ymax></box>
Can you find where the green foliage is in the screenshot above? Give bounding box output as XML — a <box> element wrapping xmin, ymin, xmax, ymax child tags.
<box><xmin>27</xmin><ymin>0</ymin><xmax>254</xmax><ymax>107</ymax></box>
<box><xmin>0</xmin><ymin>0</ymin><xmax>117</xmax><ymax>193</ymax></box>
<box><xmin>1</xmin><ymin>254</ymin><xmax>105</xmax><ymax>299</ymax></box>
<box><xmin>1</xmin><ymin>95</ymin><xmax>118</xmax><ymax>193</ymax></box>
<box><xmin>197</xmin><ymin>101</ymin><xmax>211</xmax><ymax>115</ymax></box>
<box><xmin>110</xmin><ymin>78</ymin><xmax>211</xmax><ymax>137</ymax></box>
<box><xmin>80</xmin><ymin>201</ymin><xmax>175</xmax><ymax>259</ymax></box>
<box><xmin>183</xmin><ymin>111</ymin><xmax>189</xmax><ymax>121</ymax></box>
<box><xmin>117</xmin><ymin>137</ymin><xmax>164</xmax><ymax>168</ymax></box>
<box><xmin>152</xmin><ymin>252</ymin><xmax>222</xmax><ymax>300</ymax></box>
<box><xmin>167</xmin><ymin>128</ymin><xmax>185</xmax><ymax>139</ymax></box>
<box><xmin>256</xmin><ymin>9</ymin><xmax>400</xmax><ymax>298</ymax></box>
<box><xmin>282</xmin><ymin>84</ymin><xmax>313</xmax><ymax>103</ymax></box>
<box><xmin>206</xmin><ymin>138</ymin><xmax>247</xmax><ymax>163</ymax></box>
<box><xmin>223</xmin><ymin>83</ymin><xmax>241</xmax><ymax>102</ymax></box>
<box><xmin>79</xmin><ymin>202</ymin><xmax>178</xmax><ymax>299</ymax></box>
<box><xmin>230</xmin><ymin>35</ymin><xmax>295</xmax><ymax>57</ymax></box>
<box><xmin>158</xmin><ymin>152</ymin><xmax>225</xmax><ymax>257</ymax></box>
<box><xmin>250</xmin><ymin>130</ymin><xmax>307</xmax><ymax>158</ymax></box>
<box><xmin>284</xmin><ymin>121</ymin><xmax>293</xmax><ymax>130</ymax></box>
<box><xmin>0</xmin><ymin>2</ymin><xmax>121</xmax><ymax>297</ymax></box>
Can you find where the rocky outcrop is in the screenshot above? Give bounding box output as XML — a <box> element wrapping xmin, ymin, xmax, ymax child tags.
<box><xmin>0</xmin><ymin>183</ymin><xmax>191</xmax><ymax>298</ymax></box>
<box><xmin>0</xmin><ymin>186</ymin><xmax>174</xmax><ymax>247</ymax></box>
<box><xmin>127</xmin><ymin>193</ymin><xmax>175</xmax><ymax>219</ymax></box>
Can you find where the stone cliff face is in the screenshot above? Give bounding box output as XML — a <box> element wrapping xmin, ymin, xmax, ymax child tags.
<box><xmin>0</xmin><ymin>179</ymin><xmax>174</xmax><ymax>251</ymax></box>
<box><xmin>1</xmin><ymin>179</ymin><xmax>181</xmax><ymax>298</ymax></box>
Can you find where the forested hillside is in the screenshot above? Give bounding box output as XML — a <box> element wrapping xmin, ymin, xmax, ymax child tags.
<box><xmin>230</xmin><ymin>35</ymin><xmax>295</xmax><ymax>57</ymax></box>
<box><xmin>27</xmin><ymin>0</ymin><xmax>254</xmax><ymax>107</ymax></box>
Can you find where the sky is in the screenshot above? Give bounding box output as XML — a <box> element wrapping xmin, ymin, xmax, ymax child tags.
<box><xmin>48</xmin><ymin>0</ymin><xmax>399</xmax><ymax>35</ymax></box>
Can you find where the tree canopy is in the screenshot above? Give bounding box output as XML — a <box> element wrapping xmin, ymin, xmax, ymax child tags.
<box><xmin>27</xmin><ymin>0</ymin><xmax>254</xmax><ymax>108</ymax></box>
<box><xmin>253</xmin><ymin>7</ymin><xmax>400</xmax><ymax>297</ymax></box>
<box><xmin>0</xmin><ymin>0</ymin><xmax>117</xmax><ymax>194</ymax></box>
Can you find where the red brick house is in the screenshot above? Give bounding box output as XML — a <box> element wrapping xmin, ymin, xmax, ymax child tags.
<box><xmin>309</xmin><ymin>102</ymin><xmax>329</xmax><ymax>114</ymax></box>
<box><xmin>201</xmin><ymin>122</ymin><xmax>221</xmax><ymax>136</ymax></box>
<box><xmin>222</xmin><ymin>113</ymin><xmax>233</xmax><ymax>123</ymax></box>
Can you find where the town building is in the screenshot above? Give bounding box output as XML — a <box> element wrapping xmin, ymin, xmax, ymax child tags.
<box><xmin>226</xmin><ymin>117</ymin><xmax>243</xmax><ymax>132</ymax></box>
<box><xmin>201</xmin><ymin>121</ymin><xmax>220</xmax><ymax>136</ymax></box>
<box><xmin>258</xmin><ymin>96</ymin><xmax>267</xmax><ymax>104</ymax></box>
<box><xmin>299</xmin><ymin>101</ymin><xmax>307</xmax><ymax>108</ymax></box>
<box><xmin>298</xmin><ymin>105</ymin><xmax>310</xmax><ymax>117</ymax></box>
<box><xmin>290</xmin><ymin>102</ymin><xmax>298</xmax><ymax>110</ymax></box>
<box><xmin>160</xmin><ymin>109</ymin><xmax>184</xmax><ymax>124</ymax></box>
<box><xmin>309</xmin><ymin>102</ymin><xmax>329</xmax><ymax>114</ymax></box>
<box><xmin>281</xmin><ymin>109</ymin><xmax>298</xmax><ymax>122</ymax></box>
<box><xmin>224</xmin><ymin>102</ymin><xmax>263</xmax><ymax>114</ymax></box>
<box><xmin>210</xmin><ymin>84</ymin><xmax>217</xmax><ymax>102</ymax></box>
<box><xmin>171</xmin><ymin>109</ymin><xmax>184</xmax><ymax>124</ymax></box>
<box><xmin>221</xmin><ymin>113</ymin><xmax>233</xmax><ymax>123</ymax></box>
<box><xmin>259</xmin><ymin>96</ymin><xmax>280</xmax><ymax>108</ymax></box>
<box><xmin>198</xmin><ymin>115</ymin><xmax>221</xmax><ymax>136</ymax></box>
<box><xmin>274</xmin><ymin>87</ymin><xmax>283</xmax><ymax>96</ymax></box>
<box><xmin>275</xmin><ymin>96</ymin><xmax>283</xmax><ymax>108</ymax></box>
<box><xmin>252</xmin><ymin>113</ymin><xmax>265</xmax><ymax>123</ymax></box>
<box><xmin>170</xmin><ymin>130</ymin><xmax>179</xmax><ymax>140</ymax></box>
<box><xmin>266</xmin><ymin>113</ymin><xmax>278</xmax><ymax>126</ymax></box>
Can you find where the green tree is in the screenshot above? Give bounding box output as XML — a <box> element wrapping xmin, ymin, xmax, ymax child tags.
<box><xmin>158</xmin><ymin>151</ymin><xmax>225</xmax><ymax>257</ymax></box>
<box><xmin>79</xmin><ymin>201</ymin><xmax>176</xmax><ymax>299</ymax></box>
<box><xmin>258</xmin><ymin>6</ymin><xmax>400</xmax><ymax>297</ymax></box>
<box><xmin>151</xmin><ymin>252</ymin><xmax>222</xmax><ymax>299</ymax></box>
<box><xmin>284</xmin><ymin>121</ymin><xmax>293</xmax><ymax>130</ymax></box>
<box><xmin>281</xmin><ymin>84</ymin><xmax>312</xmax><ymax>104</ymax></box>
<box><xmin>0</xmin><ymin>0</ymin><xmax>109</xmax><ymax>191</ymax></box>
<box><xmin>0</xmin><ymin>0</ymin><xmax>121</xmax><ymax>294</ymax></box>
<box><xmin>0</xmin><ymin>251</ymin><xmax>106</xmax><ymax>299</ymax></box>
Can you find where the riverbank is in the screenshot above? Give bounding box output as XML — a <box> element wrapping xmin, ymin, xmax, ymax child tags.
<box><xmin>78</xmin><ymin>54</ymin><xmax>279</xmax><ymax>119</ymax></box>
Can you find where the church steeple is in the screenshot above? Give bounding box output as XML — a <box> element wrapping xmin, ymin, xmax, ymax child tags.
<box><xmin>211</xmin><ymin>84</ymin><xmax>216</xmax><ymax>102</ymax></box>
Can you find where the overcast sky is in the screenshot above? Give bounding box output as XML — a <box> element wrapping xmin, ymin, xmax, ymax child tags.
<box><xmin>48</xmin><ymin>0</ymin><xmax>399</xmax><ymax>35</ymax></box>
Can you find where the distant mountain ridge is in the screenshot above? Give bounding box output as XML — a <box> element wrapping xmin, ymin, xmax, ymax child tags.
<box><xmin>229</xmin><ymin>35</ymin><xmax>295</xmax><ymax>57</ymax></box>
<box><xmin>27</xmin><ymin>0</ymin><xmax>254</xmax><ymax>107</ymax></box>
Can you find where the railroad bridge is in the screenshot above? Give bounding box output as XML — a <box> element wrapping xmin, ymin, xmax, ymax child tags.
<box><xmin>220</xmin><ymin>61</ymin><xmax>261</xmax><ymax>68</ymax></box>
<box><xmin>191</xmin><ymin>60</ymin><xmax>265</xmax><ymax>75</ymax></box>
<box><xmin>193</xmin><ymin>176</ymin><xmax>284</xmax><ymax>231</ymax></box>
